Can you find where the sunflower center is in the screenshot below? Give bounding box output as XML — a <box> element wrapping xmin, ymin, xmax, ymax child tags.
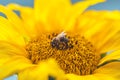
<box><xmin>25</xmin><ymin>32</ymin><xmax>100</xmax><ymax>75</ymax></box>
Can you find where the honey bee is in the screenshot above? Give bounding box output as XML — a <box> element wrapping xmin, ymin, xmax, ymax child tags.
<box><xmin>51</xmin><ymin>31</ymin><xmax>69</xmax><ymax>50</ymax></box>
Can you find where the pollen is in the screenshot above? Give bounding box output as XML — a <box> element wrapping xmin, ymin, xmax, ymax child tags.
<box><xmin>25</xmin><ymin>32</ymin><xmax>100</xmax><ymax>75</ymax></box>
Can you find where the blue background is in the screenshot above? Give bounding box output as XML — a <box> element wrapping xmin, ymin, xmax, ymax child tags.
<box><xmin>0</xmin><ymin>0</ymin><xmax>119</xmax><ymax>80</ymax></box>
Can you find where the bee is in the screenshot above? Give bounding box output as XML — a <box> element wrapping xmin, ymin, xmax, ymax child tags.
<box><xmin>51</xmin><ymin>31</ymin><xmax>69</xmax><ymax>50</ymax></box>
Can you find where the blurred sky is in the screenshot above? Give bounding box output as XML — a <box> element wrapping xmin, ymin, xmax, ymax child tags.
<box><xmin>0</xmin><ymin>0</ymin><xmax>120</xmax><ymax>80</ymax></box>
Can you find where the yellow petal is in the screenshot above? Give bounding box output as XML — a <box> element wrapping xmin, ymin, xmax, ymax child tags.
<box><xmin>34</xmin><ymin>0</ymin><xmax>71</xmax><ymax>32</ymax></box>
<box><xmin>79</xmin><ymin>10</ymin><xmax>120</xmax><ymax>53</ymax></box>
<box><xmin>97</xmin><ymin>26</ymin><xmax>120</xmax><ymax>53</ymax></box>
<box><xmin>34</xmin><ymin>0</ymin><xmax>105</xmax><ymax>31</ymax></box>
<box><xmin>78</xmin><ymin>11</ymin><xmax>119</xmax><ymax>37</ymax></box>
<box><xmin>0</xmin><ymin>42</ymin><xmax>33</xmax><ymax>79</ymax></box>
<box><xmin>0</xmin><ymin>41</ymin><xmax>28</xmax><ymax>66</ymax></box>
<box><xmin>66</xmin><ymin>73</ymin><xmax>115</xmax><ymax>80</ymax></box>
<box><xmin>0</xmin><ymin>16</ymin><xmax>25</xmax><ymax>46</ymax></box>
<box><xmin>64</xmin><ymin>0</ymin><xmax>105</xmax><ymax>31</ymax></box>
<box><xmin>99</xmin><ymin>50</ymin><xmax>120</xmax><ymax>65</ymax></box>
<box><xmin>7</xmin><ymin>4</ymin><xmax>33</xmax><ymax>22</ymax></box>
<box><xmin>0</xmin><ymin>5</ymin><xmax>28</xmax><ymax>37</ymax></box>
<box><xmin>34</xmin><ymin>0</ymin><xmax>71</xmax><ymax>20</ymax></box>
<box><xmin>83</xmin><ymin>10</ymin><xmax>120</xmax><ymax>20</ymax></box>
<box><xmin>66</xmin><ymin>74</ymin><xmax>98</xmax><ymax>80</ymax></box>
<box><xmin>0</xmin><ymin>56</ymin><xmax>33</xmax><ymax>80</ymax></box>
<box><xmin>7</xmin><ymin>4</ymin><xmax>37</xmax><ymax>37</ymax></box>
<box><xmin>18</xmin><ymin>59</ymin><xmax>65</xmax><ymax>80</ymax></box>
<box><xmin>95</xmin><ymin>62</ymin><xmax>120</xmax><ymax>80</ymax></box>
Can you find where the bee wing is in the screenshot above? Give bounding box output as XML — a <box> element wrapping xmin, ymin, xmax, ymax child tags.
<box><xmin>56</xmin><ymin>31</ymin><xmax>66</xmax><ymax>39</ymax></box>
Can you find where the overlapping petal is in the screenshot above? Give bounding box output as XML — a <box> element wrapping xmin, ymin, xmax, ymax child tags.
<box><xmin>0</xmin><ymin>42</ymin><xmax>33</xmax><ymax>79</ymax></box>
<box><xmin>0</xmin><ymin>5</ymin><xmax>27</xmax><ymax>35</ymax></box>
<box><xmin>7</xmin><ymin>4</ymin><xmax>37</xmax><ymax>38</ymax></box>
<box><xmin>98</xmin><ymin>50</ymin><xmax>120</xmax><ymax>65</ymax></box>
<box><xmin>66</xmin><ymin>73</ymin><xmax>115</xmax><ymax>80</ymax></box>
<box><xmin>0</xmin><ymin>56</ymin><xmax>33</xmax><ymax>80</ymax></box>
<box><xmin>64</xmin><ymin>0</ymin><xmax>105</xmax><ymax>31</ymax></box>
<box><xmin>18</xmin><ymin>59</ymin><xmax>65</xmax><ymax>80</ymax></box>
<box><xmin>0</xmin><ymin>17</ymin><xmax>25</xmax><ymax>46</ymax></box>
<box><xmin>76</xmin><ymin>10</ymin><xmax>120</xmax><ymax>53</ymax></box>
<box><xmin>95</xmin><ymin>62</ymin><xmax>120</xmax><ymax>80</ymax></box>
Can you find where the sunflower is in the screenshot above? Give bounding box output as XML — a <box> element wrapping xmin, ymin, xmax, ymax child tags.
<box><xmin>0</xmin><ymin>0</ymin><xmax>120</xmax><ymax>80</ymax></box>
